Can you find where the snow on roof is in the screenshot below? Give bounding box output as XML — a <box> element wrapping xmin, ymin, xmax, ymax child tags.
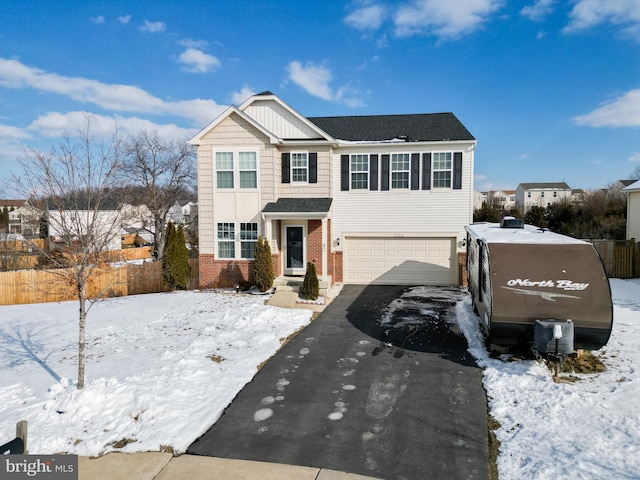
<box><xmin>465</xmin><ymin>222</ymin><xmax>588</xmax><ymax>245</ymax></box>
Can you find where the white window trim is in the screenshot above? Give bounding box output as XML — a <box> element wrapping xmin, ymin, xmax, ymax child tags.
<box><xmin>213</xmin><ymin>148</ymin><xmax>259</xmax><ymax>191</ymax></box>
<box><xmin>290</xmin><ymin>151</ymin><xmax>309</xmax><ymax>184</ymax></box>
<box><xmin>240</xmin><ymin>222</ymin><xmax>259</xmax><ymax>259</ymax></box>
<box><xmin>217</xmin><ymin>221</ymin><xmax>260</xmax><ymax>260</ymax></box>
<box><xmin>390</xmin><ymin>153</ymin><xmax>410</xmax><ymax>189</ymax></box>
<box><xmin>350</xmin><ymin>153</ymin><xmax>369</xmax><ymax>190</ymax></box>
<box><xmin>432</xmin><ymin>151</ymin><xmax>453</xmax><ymax>189</ymax></box>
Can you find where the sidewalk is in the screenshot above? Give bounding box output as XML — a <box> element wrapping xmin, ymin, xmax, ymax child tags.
<box><xmin>79</xmin><ymin>452</ymin><xmax>382</xmax><ymax>480</ymax></box>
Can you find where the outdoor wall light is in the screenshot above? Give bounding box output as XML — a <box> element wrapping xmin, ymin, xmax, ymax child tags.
<box><xmin>335</xmin><ymin>237</ymin><xmax>340</xmax><ymax>246</ymax></box>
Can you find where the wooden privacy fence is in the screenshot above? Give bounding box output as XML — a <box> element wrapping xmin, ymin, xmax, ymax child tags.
<box><xmin>589</xmin><ymin>239</ymin><xmax>640</xmax><ymax>279</ymax></box>
<box><xmin>0</xmin><ymin>258</ymin><xmax>199</xmax><ymax>306</ymax></box>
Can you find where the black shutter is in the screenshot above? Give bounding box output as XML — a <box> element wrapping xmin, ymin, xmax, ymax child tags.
<box><xmin>422</xmin><ymin>153</ymin><xmax>431</xmax><ymax>190</ymax></box>
<box><xmin>309</xmin><ymin>153</ymin><xmax>317</xmax><ymax>184</ymax></box>
<box><xmin>370</xmin><ymin>154</ymin><xmax>378</xmax><ymax>191</ymax></box>
<box><xmin>453</xmin><ymin>152</ymin><xmax>463</xmax><ymax>190</ymax></box>
<box><xmin>281</xmin><ymin>153</ymin><xmax>290</xmax><ymax>184</ymax></box>
<box><xmin>340</xmin><ymin>155</ymin><xmax>349</xmax><ymax>191</ymax></box>
<box><xmin>411</xmin><ymin>153</ymin><xmax>420</xmax><ymax>190</ymax></box>
<box><xmin>381</xmin><ymin>154</ymin><xmax>390</xmax><ymax>191</ymax></box>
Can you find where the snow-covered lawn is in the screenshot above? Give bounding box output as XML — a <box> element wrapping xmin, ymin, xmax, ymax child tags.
<box><xmin>0</xmin><ymin>291</ymin><xmax>312</xmax><ymax>455</ymax></box>
<box><xmin>1</xmin><ymin>279</ymin><xmax>639</xmax><ymax>479</ymax></box>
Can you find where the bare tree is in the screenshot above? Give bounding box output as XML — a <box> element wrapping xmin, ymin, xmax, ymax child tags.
<box><xmin>631</xmin><ymin>164</ymin><xmax>640</xmax><ymax>180</ymax></box>
<box><xmin>121</xmin><ymin>131</ymin><xmax>195</xmax><ymax>259</ymax></box>
<box><xmin>10</xmin><ymin>116</ymin><xmax>125</xmax><ymax>389</ymax></box>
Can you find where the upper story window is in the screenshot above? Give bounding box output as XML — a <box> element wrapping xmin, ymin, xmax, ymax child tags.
<box><xmin>215</xmin><ymin>150</ymin><xmax>258</xmax><ymax>190</ymax></box>
<box><xmin>553</xmin><ymin>191</ymin><xmax>557</xmax><ymax>197</ymax></box>
<box><xmin>391</xmin><ymin>153</ymin><xmax>410</xmax><ymax>189</ymax></box>
<box><xmin>239</xmin><ymin>152</ymin><xmax>257</xmax><ymax>188</ymax></box>
<box><xmin>291</xmin><ymin>152</ymin><xmax>308</xmax><ymax>182</ymax></box>
<box><xmin>351</xmin><ymin>154</ymin><xmax>369</xmax><ymax>190</ymax></box>
<box><xmin>541</xmin><ymin>191</ymin><xmax>545</xmax><ymax>198</ymax></box>
<box><xmin>432</xmin><ymin>152</ymin><xmax>452</xmax><ymax>188</ymax></box>
<box><xmin>216</xmin><ymin>152</ymin><xmax>234</xmax><ymax>189</ymax></box>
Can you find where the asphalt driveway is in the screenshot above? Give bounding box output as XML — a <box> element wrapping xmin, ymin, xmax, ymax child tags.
<box><xmin>188</xmin><ymin>285</ymin><xmax>489</xmax><ymax>480</ymax></box>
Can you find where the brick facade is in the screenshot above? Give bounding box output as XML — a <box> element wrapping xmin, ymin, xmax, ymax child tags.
<box><xmin>307</xmin><ymin>219</ymin><xmax>323</xmax><ymax>275</ymax></box>
<box><xmin>199</xmin><ymin>254</ymin><xmax>254</xmax><ymax>288</ymax></box>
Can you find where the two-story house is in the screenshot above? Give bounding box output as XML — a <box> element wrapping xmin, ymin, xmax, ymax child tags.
<box><xmin>516</xmin><ymin>182</ymin><xmax>572</xmax><ymax>211</ymax></box>
<box><xmin>190</xmin><ymin>92</ymin><xmax>476</xmax><ymax>287</ymax></box>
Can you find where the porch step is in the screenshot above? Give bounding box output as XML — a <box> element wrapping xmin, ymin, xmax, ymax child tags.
<box><xmin>274</xmin><ymin>276</ymin><xmax>331</xmax><ymax>297</ymax></box>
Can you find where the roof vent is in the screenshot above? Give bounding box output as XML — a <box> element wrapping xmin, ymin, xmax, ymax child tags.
<box><xmin>500</xmin><ymin>216</ymin><xmax>524</xmax><ymax>229</ymax></box>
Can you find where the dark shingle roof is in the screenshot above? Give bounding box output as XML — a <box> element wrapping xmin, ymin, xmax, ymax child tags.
<box><xmin>519</xmin><ymin>182</ymin><xmax>571</xmax><ymax>190</ymax></box>
<box><xmin>263</xmin><ymin>198</ymin><xmax>332</xmax><ymax>213</ymax></box>
<box><xmin>307</xmin><ymin>113</ymin><xmax>474</xmax><ymax>142</ymax></box>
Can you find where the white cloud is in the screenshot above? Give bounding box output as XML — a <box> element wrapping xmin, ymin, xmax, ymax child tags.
<box><xmin>288</xmin><ymin>61</ymin><xmax>334</xmax><ymax>101</ymax></box>
<box><xmin>0</xmin><ymin>57</ymin><xmax>226</xmax><ymax>126</ymax></box>
<box><xmin>28</xmin><ymin>111</ymin><xmax>196</xmax><ymax>141</ymax></box>
<box><xmin>573</xmin><ymin>89</ymin><xmax>640</xmax><ymax>127</ymax></box>
<box><xmin>230</xmin><ymin>86</ymin><xmax>256</xmax><ymax>105</ymax></box>
<box><xmin>90</xmin><ymin>15</ymin><xmax>106</xmax><ymax>25</ymax></box>
<box><xmin>177</xmin><ymin>48</ymin><xmax>221</xmax><ymax>74</ymax></box>
<box><xmin>393</xmin><ymin>0</ymin><xmax>505</xmax><ymax>39</ymax></box>
<box><xmin>520</xmin><ymin>0</ymin><xmax>557</xmax><ymax>22</ymax></box>
<box><xmin>287</xmin><ymin>61</ymin><xmax>364</xmax><ymax>107</ymax></box>
<box><xmin>140</xmin><ymin>20</ymin><xmax>166</xmax><ymax>33</ymax></box>
<box><xmin>563</xmin><ymin>0</ymin><xmax>640</xmax><ymax>38</ymax></box>
<box><xmin>117</xmin><ymin>15</ymin><xmax>132</xmax><ymax>25</ymax></box>
<box><xmin>629</xmin><ymin>152</ymin><xmax>640</xmax><ymax>162</ymax></box>
<box><xmin>179</xmin><ymin>38</ymin><xmax>208</xmax><ymax>49</ymax></box>
<box><xmin>344</xmin><ymin>4</ymin><xmax>387</xmax><ymax>30</ymax></box>
<box><xmin>0</xmin><ymin>124</ymin><xmax>31</xmax><ymax>140</ymax></box>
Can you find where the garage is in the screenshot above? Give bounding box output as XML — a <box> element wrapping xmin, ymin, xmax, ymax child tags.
<box><xmin>344</xmin><ymin>236</ymin><xmax>456</xmax><ymax>285</ymax></box>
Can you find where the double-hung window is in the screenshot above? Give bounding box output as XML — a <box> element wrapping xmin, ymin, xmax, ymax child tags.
<box><xmin>239</xmin><ymin>151</ymin><xmax>257</xmax><ymax>188</ymax></box>
<box><xmin>217</xmin><ymin>223</ymin><xmax>235</xmax><ymax>259</ymax></box>
<box><xmin>291</xmin><ymin>153</ymin><xmax>308</xmax><ymax>182</ymax></box>
<box><xmin>240</xmin><ymin>222</ymin><xmax>258</xmax><ymax>259</ymax></box>
<box><xmin>432</xmin><ymin>152</ymin><xmax>452</xmax><ymax>188</ymax></box>
<box><xmin>216</xmin><ymin>152</ymin><xmax>234</xmax><ymax>189</ymax></box>
<box><xmin>351</xmin><ymin>154</ymin><xmax>369</xmax><ymax>190</ymax></box>
<box><xmin>391</xmin><ymin>153</ymin><xmax>410</xmax><ymax>189</ymax></box>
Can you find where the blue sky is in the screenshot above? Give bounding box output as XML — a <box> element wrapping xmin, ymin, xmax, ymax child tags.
<box><xmin>1</xmin><ymin>0</ymin><xmax>639</xmax><ymax>193</ymax></box>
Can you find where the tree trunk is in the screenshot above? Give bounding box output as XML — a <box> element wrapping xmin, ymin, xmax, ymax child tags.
<box><xmin>77</xmin><ymin>286</ymin><xmax>87</xmax><ymax>390</ymax></box>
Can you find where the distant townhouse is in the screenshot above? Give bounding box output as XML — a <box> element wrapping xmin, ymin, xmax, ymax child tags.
<box><xmin>516</xmin><ymin>182</ymin><xmax>572</xmax><ymax>211</ymax></box>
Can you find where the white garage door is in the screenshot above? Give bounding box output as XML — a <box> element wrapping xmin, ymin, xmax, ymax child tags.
<box><xmin>344</xmin><ymin>236</ymin><xmax>456</xmax><ymax>285</ymax></box>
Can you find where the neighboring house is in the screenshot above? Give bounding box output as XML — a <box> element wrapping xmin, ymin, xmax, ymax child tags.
<box><xmin>8</xmin><ymin>203</ymin><xmax>43</xmax><ymax>237</ymax></box>
<box><xmin>48</xmin><ymin>209</ymin><xmax>123</xmax><ymax>252</ymax></box>
<box><xmin>190</xmin><ymin>91</ymin><xmax>476</xmax><ymax>287</ymax></box>
<box><xmin>474</xmin><ymin>191</ymin><xmax>487</xmax><ymax>210</ymax></box>
<box><xmin>623</xmin><ymin>180</ymin><xmax>640</xmax><ymax>241</ymax></box>
<box><xmin>571</xmin><ymin>188</ymin><xmax>587</xmax><ymax>204</ymax></box>
<box><xmin>516</xmin><ymin>182</ymin><xmax>572</xmax><ymax>211</ymax></box>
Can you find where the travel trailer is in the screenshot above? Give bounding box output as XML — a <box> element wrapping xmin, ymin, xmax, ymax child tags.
<box><xmin>465</xmin><ymin>219</ymin><xmax>613</xmax><ymax>351</ymax></box>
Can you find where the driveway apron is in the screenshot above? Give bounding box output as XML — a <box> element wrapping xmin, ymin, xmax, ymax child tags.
<box><xmin>188</xmin><ymin>285</ymin><xmax>489</xmax><ymax>480</ymax></box>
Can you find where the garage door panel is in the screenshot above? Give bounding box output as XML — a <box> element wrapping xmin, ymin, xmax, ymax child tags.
<box><xmin>344</xmin><ymin>236</ymin><xmax>455</xmax><ymax>285</ymax></box>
